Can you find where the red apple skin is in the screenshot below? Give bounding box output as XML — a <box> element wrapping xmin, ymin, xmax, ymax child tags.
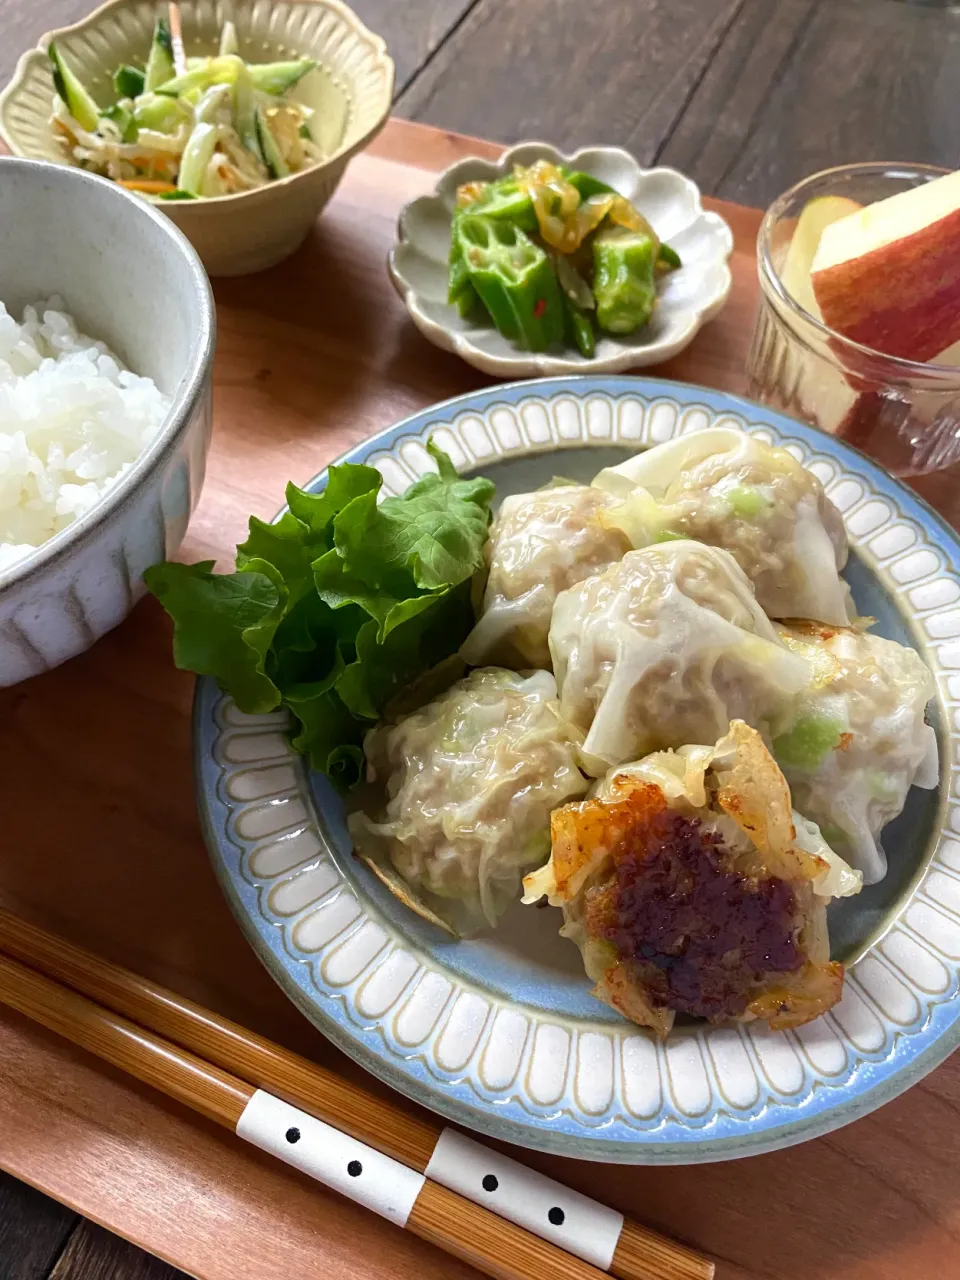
<box><xmin>811</xmin><ymin>206</ymin><xmax>960</xmax><ymax>362</ymax></box>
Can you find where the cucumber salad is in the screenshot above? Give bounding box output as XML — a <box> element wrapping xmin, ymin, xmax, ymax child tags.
<box><xmin>48</xmin><ymin>5</ymin><xmax>322</xmax><ymax>198</ymax></box>
<box><xmin>449</xmin><ymin>162</ymin><xmax>683</xmax><ymax>356</ymax></box>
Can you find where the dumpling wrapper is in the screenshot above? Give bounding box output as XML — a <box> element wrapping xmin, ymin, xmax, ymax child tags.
<box><xmin>548</xmin><ymin>540</ymin><xmax>812</xmax><ymax>775</ymax></box>
<box><xmin>523</xmin><ymin>720</ymin><xmax>862</xmax><ymax>1037</ymax></box>
<box><xmin>773</xmin><ymin>621</ymin><xmax>939</xmax><ymax>884</ymax></box>
<box><xmin>592</xmin><ymin>426</ymin><xmax>853</xmax><ymax>626</ymax></box>
<box><xmin>349</xmin><ymin>667</ymin><xmax>588</xmax><ymax>934</ymax></box>
<box><xmin>460</xmin><ymin>484</ymin><xmax>630</xmax><ymax>669</ymax></box>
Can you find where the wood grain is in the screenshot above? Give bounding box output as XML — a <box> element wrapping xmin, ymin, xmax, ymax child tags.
<box><xmin>0</xmin><ymin>956</ymin><xmax>253</xmax><ymax>1129</ymax></box>
<box><xmin>49</xmin><ymin>1222</ymin><xmax>185</xmax><ymax>1280</ymax></box>
<box><xmin>0</xmin><ymin>0</ymin><xmax>473</xmax><ymax>91</ymax></box>
<box><xmin>395</xmin><ymin>0</ymin><xmax>960</xmax><ymax>211</ymax></box>
<box><xmin>0</xmin><ymin>949</ymin><xmax>640</xmax><ymax>1280</ymax></box>
<box><xmin>0</xmin><ymin>908</ymin><xmax>439</xmax><ymax>1171</ymax></box>
<box><xmin>397</xmin><ymin>0</ymin><xmax>745</xmax><ymax>159</ymax></box>
<box><xmin>407</xmin><ymin>1183</ymin><xmax>611</xmax><ymax>1280</ymax></box>
<box><xmin>0</xmin><ymin>116</ymin><xmax>957</xmax><ymax>1280</ymax></box>
<box><xmin>658</xmin><ymin>0</ymin><xmax>960</xmax><ymax>207</ymax></box>
<box><xmin>0</xmin><ymin>910</ymin><xmax>713</xmax><ymax>1280</ymax></box>
<box><xmin>350</xmin><ymin>0</ymin><xmax>480</xmax><ymax>93</ymax></box>
<box><xmin>0</xmin><ymin>1006</ymin><xmax>482</xmax><ymax>1280</ymax></box>
<box><xmin>612</xmin><ymin>1225</ymin><xmax>717</xmax><ymax>1280</ymax></box>
<box><xmin>0</xmin><ymin>1172</ymin><xmax>77</xmax><ymax>1280</ymax></box>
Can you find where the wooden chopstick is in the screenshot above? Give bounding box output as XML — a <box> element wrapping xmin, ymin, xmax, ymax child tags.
<box><xmin>0</xmin><ymin>911</ymin><xmax>714</xmax><ymax>1280</ymax></box>
<box><xmin>0</xmin><ymin>949</ymin><xmax>611</xmax><ymax>1280</ymax></box>
<box><xmin>167</xmin><ymin>3</ymin><xmax>187</xmax><ymax>76</ymax></box>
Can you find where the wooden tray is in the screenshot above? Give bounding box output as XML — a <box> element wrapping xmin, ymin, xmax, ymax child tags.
<box><xmin>2</xmin><ymin>119</ymin><xmax>958</xmax><ymax>1280</ymax></box>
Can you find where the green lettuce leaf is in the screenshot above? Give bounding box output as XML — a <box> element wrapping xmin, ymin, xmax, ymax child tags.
<box><xmin>146</xmin><ymin>444</ymin><xmax>494</xmax><ymax>790</ymax></box>
<box><xmin>285</xmin><ymin>463</ymin><xmax>382</xmax><ymax>535</ymax></box>
<box><xmin>143</xmin><ymin>558</ymin><xmax>286</xmax><ymax>713</ymax></box>
<box><xmin>288</xmin><ymin>686</ymin><xmax>366</xmax><ymax>789</ymax></box>
<box><xmin>335</xmin><ymin>580</ymin><xmax>475</xmax><ymax>719</ymax></box>
<box><xmin>236</xmin><ymin>511</ymin><xmax>318</xmax><ymax>601</ymax></box>
<box><xmin>334</xmin><ymin>441</ymin><xmax>495</xmax><ymax>591</ymax></box>
<box><xmin>267</xmin><ymin>591</ymin><xmax>363</xmax><ymax>696</ymax></box>
<box><xmin>312</xmin><ymin>547</ymin><xmax>443</xmax><ymax>641</ymax></box>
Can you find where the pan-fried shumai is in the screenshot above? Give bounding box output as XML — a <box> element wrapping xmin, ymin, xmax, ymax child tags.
<box><xmin>350</xmin><ymin>668</ymin><xmax>588</xmax><ymax>935</ymax></box>
<box><xmin>592</xmin><ymin>426</ymin><xmax>853</xmax><ymax>627</ymax></box>
<box><xmin>523</xmin><ymin>721</ymin><xmax>861</xmax><ymax>1036</ymax></box>
<box><xmin>773</xmin><ymin>620</ymin><xmax>938</xmax><ymax>885</ymax></box>
<box><xmin>460</xmin><ymin>484</ymin><xmax>630</xmax><ymax>670</ymax></box>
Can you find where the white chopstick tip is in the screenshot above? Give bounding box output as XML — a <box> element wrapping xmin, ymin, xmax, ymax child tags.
<box><xmin>237</xmin><ymin>1090</ymin><xmax>425</xmax><ymax>1227</ymax></box>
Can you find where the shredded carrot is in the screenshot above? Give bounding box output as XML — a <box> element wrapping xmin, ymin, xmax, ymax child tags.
<box><xmin>119</xmin><ymin>179</ymin><xmax>178</xmax><ymax>194</ymax></box>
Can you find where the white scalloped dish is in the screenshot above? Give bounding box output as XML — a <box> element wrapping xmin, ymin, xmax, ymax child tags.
<box><xmin>194</xmin><ymin>377</ymin><xmax>959</xmax><ymax>1164</ymax></box>
<box><xmin>388</xmin><ymin>144</ymin><xmax>734</xmax><ymax>377</ymax></box>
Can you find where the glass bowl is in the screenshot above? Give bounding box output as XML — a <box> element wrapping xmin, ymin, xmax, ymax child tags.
<box><xmin>746</xmin><ymin>162</ymin><xmax>960</xmax><ymax>481</ymax></box>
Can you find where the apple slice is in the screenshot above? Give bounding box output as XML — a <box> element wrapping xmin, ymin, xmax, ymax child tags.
<box><xmin>811</xmin><ymin>170</ymin><xmax>960</xmax><ymax>362</ymax></box>
<box><xmin>781</xmin><ymin>195</ymin><xmax>862</xmax><ymax>320</ymax></box>
<box><xmin>772</xmin><ymin>196</ymin><xmax>864</xmax><ymax>434</ymax></box>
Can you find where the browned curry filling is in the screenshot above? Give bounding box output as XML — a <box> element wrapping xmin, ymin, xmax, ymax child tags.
<box><xmin>584</xmin><ymin>808</ymin><xmax>805</xmax><ymax>1020</ymax></box>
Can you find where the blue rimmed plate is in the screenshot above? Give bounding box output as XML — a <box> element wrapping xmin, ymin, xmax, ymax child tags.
<box><xmin>194</xmin><ymin>376</ymin><xmax>960</xmax><ymax>1163</ymax></box>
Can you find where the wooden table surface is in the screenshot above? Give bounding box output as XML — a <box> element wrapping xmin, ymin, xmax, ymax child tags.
<box><xmin>3</xmin><ymin>3</ymin><xmax>960</xmax><ymax>1279</ymax></box>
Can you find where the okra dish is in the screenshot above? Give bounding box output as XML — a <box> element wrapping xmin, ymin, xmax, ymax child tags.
<box><xmin>448</xmin><ymin>161</ymin><xmax>682</xmax><ymax>356</ymax></box>
<box><xmin>48</xmin><ymin>6</ymin><xmax>321</xmax><ymax>198</ymax></box>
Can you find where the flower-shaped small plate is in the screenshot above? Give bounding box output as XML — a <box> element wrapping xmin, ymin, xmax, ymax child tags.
<box><xmin>388</xmin><ymin>142</ymin><xmax>734</xmax><ymax>378</ymax></box>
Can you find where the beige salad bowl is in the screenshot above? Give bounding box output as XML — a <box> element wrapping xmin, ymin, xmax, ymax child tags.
<box><xmin>0</xmin><ymin>0</ymin><xmax>394</xmax><ymax>275</ymax></box>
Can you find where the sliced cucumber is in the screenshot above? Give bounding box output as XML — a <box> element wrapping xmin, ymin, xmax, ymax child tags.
<box><xmin>99</xmin><ymin>103</ymin><xmax>138</xmax><ymax>143</ymax></box>
<box><xmin>219</xmin><ymin>20</ymin><xmax>239</xmax><ymax>56</ymax></box>
<box><xmin>143</xmin><ymin>17</ymin><xmax>175</xmax><ymax>92</ymax></box>
<box><xmin>157</xmin><ymin>189</ymin><xmax>198</xmax><ymax>201</ymax></box>
<box><xmin>155</xmin><ymin>55</ymin><xmax>242</xmax><ymax>98</ymax></box>
<box><xmin>194</xmin><ymin>83</ymin><xmax>231</xmax><ymax>124</ymax></box>
<box><xmin>255</xmin><ymin>105</ymin><xmax>289</xmax><ymax>179</ymax></box>
<box><xmin>132</xmin><ymin>92</ymin><xmax>186</xmax><ymax>133</ymax></box>
<box><xmin>48</xmin><ymin>43</ymin><xmax>100</xmax><ymax>132</ymax></box>
<box><xmin>177</xmin><ymin>121</ymin><xmax>219</xmax><ymax>195</ymax></box>
<box><xmin>113</xmin><ymin>63</ymin><xmax>145</xmax><ymax>99</ymax></box>
<box><xmin>232</xmin><ymin>63</ymin><xmax>262</xmax><ymax>161</ymax></box>
<box><xmin>248</xmin><ymin>59</ymin><xmax>315</xmax><ymax>95</ymax></box>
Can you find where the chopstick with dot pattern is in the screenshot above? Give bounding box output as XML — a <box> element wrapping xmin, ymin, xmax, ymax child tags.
<box><xmin>0</xmin><ymin>909</ymin><xmax>714</xmax><ymax>1280</ymax></box>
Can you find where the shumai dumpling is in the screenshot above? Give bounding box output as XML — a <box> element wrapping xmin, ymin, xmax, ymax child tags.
<box><xmin>774</xmin><ymin>621</ymin><xmax>938</xmax><ymax>884</ymax></box>
<box><xmin>593</xmin><ymin>426</ymin><xmax>853</xmax><ymax>626</ymax></box>
<box><xmin>460</xmin><ymin>484</ymin><xmax>630</xmax><ymax>669</ymax></box>
<box><xmin>523</xmin><ymin>721</ymin><xmax>862</xmax><ymax>1037</ymax></box>
<box><xmin>349</xmin><ymin>667</ymin><xmax>588</xmax><ymax>933</ymax></box>
<box><xmin>548</xmin><ymin>540</ymin><xmax>812</xmax><ymax>774</ymax></box>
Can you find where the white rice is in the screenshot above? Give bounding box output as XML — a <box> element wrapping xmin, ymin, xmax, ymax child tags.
<box><xmin>0</xmin><ymin>296</ymin><xmax>171</xmax><ymax>574</ymax></box>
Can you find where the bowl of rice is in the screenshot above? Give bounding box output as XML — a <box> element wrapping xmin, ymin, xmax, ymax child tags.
<box><xmin>0</xmin><ymin>155</ymin><xmax>214</xmax><ymax>687</ymax></box>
